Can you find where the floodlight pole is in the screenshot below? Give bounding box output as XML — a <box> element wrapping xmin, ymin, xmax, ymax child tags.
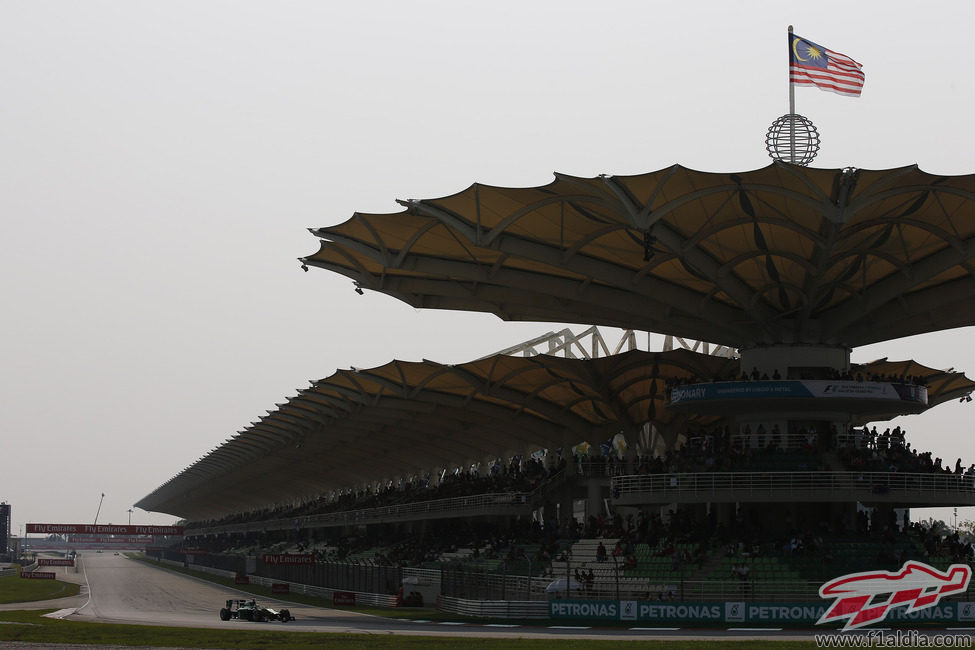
<box><xmin>788</xmin><ymin>25</ymin><xmax>796</xmax><ymax>162</ymax></box>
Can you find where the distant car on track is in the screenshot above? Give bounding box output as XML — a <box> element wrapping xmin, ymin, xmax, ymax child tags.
<box><xmin>219</xmin><ymin>598</ymin><xmax>292</xmax><ymax>623</ymax></box>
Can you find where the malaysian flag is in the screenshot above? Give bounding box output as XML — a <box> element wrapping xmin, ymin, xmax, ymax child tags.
<box><xmin>789</xmin><ymin>33</ymin><xmax>864</xmax><ymax>97</ymax></box>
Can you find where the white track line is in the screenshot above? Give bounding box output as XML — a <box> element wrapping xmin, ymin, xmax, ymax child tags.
<box><xmin>728</xmin><ymin>627</ymin><xmax>782</xmax><ymax>631</ymax></box>
<box><xmin>75</xmin><ymin>556</ymin><xmax>92</xmax><ymax>613</ymax></box>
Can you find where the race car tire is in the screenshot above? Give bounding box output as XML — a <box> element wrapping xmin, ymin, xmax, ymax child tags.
<box><xmin>219</xmin><ymin>608</ymin><xmax>230</xmax><ymax>621</ymax></box>
<box><xmin>280</xmin><ymin>609</ymin><xmax>291</xmax><ymax>622</ymax></box>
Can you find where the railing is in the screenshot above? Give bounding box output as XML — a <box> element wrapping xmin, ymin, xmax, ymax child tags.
<box><xmin>403</xmin><ymin>566</ymin><xmax>443</xmax><ymax>583</ymax></box>
<box><xmin>439</xmin><ymin>595</ymin><xmax>548</xmax><ymax>619</ymax></box>
<box><xmin>612</xmin><ymin>471</ymin><xmax>975</xmax><ymax>504</ymax></box>
<box><xmin>578</xmin><ymin>459</ymin><xmax>628</xmax><ymax>478</ymax></box>
<box><xmin>187</xmin><ymin>491</ymin><xmax>533</xmax><ymax>536</ymax></box>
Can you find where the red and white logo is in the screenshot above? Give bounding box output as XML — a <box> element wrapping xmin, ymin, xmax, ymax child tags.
<box><xmin>817</xmin><ymin>561</ymin><xmax>971</xmax><ymax>630</ymax></box>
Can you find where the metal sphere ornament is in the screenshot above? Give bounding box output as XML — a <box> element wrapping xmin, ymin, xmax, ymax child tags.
<box><xmin>766</xmin><ymin>114</ymin><xmax>820</xmax><ymax>166</ymax></box>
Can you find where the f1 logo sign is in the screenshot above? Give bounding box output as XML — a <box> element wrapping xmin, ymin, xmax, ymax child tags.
<box><xmin>818</xmin><ymin>561</ymin><xmax>971</xmax><ymax>630</ymax></box>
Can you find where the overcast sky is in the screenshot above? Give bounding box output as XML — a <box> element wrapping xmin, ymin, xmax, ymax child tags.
<box><xmin>4</xmin><ymin>1</ymin><xmax>975</xmax><ymax>536</ymax></box>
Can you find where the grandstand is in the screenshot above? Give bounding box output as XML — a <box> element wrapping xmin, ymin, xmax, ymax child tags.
<box><xmin>138</xmin><ymin>164</ymin><xmax>975</xmax><ymax>623</ymax></box>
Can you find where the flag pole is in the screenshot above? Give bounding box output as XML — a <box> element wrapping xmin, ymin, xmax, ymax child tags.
<box><xmin>788</xmin><ymin>25</ymin><xmax>796</xmax><ymax>162</ymax></box>
<box><xmin>788</xmin><ymin>25</ymin><xmax>796</xmax><ymax>115</ymax></box>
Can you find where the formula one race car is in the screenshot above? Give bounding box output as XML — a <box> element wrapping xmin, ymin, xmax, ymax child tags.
<box><xmin>219</xmin><ymin>598</ymin><xmax>292</xmax><ymax>623</ymax></box>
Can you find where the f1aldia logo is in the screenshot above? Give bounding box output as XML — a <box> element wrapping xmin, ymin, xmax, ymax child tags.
<box><xmin>817</xmin><ymin>561</ymin><xmax>971</xmax><ymax>630</ymax></box>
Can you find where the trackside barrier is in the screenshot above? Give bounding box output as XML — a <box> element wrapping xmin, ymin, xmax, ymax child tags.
<box><xmin>438</xmin><ymin>595</ymin><xmax>548</xmax><ymax>619</ymax></box>
<box><xmin>0</xmin><ymin>567</ymin><xmax>17</xmax><ymax>578</ymax></box>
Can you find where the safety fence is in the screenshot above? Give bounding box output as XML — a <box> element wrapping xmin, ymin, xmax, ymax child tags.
<box><xmin>440</xmin><ymin>565</ymin><xmax>823</xmax><ymax>602</ymax></box>
<box><xmin>169</xmin><ymin>549</ymin><xmax>246</xmax><ymax>574</ymax></box>
<box><xmin>257</xmin><ymin>558</ymin><xmax>401</xmax><ymax>596</ymax></box>
<box><xmin>152</xmin><ymin>556</ymin><xmax>398</xmax><ymax>607</ymax></box>
<box><xmin>443</xmin><ymin>560</ymin><xmax>975</xmax><ymax>603</ymax></box>
<box><xmin>148</xmin><ymin>548</ymin><xmax>405</xmax><ymax>597</ymax></box>
<box><xmin>142</xmin><ymin>550</ymin><xmax>863</xmax><ymax>603</ymax></box>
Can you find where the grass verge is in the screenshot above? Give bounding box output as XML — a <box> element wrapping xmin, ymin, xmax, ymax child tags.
<box><xmin>0</xmin><ymin>567</ymin><xmax>80</xmax><ymax>604</ymax></box>
<box><xmin>0</xmin><ymin>609</ymin><xmax>816</xmax><ymax>649</ymax></box>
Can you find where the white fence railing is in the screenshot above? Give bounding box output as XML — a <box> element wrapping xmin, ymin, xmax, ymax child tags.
<box><xmin>612</xmin><ymin>471</ymin><xmax>975</xmax><ymax>503</ymax></box>
<box><xmin>187</xmin><ymin>491</ymin><xmax>533</xmax><ymax>537</ymax></box>
<box><xmin>438</xmin><ymin>595</ymin><xmax>548</xmax><ymax>619</ymax></box>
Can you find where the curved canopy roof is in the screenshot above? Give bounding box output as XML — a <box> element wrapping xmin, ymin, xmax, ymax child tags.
<box><xmin>137</xmin><ymin>351</ymin><xmax>971</xmax><ymax>521</ymax></box>
<box><xmin>304</xmin><ymin>163</ymin><xmax>975</xmax><ymax>348</ymax></box>
<box><xmin>137</xmin><ymin>348</ymin><xmax>734</xmax><ymax>520</ymax></box>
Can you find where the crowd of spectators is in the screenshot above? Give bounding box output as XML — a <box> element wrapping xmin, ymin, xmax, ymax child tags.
<box><xmin>621</xmin><ymin>425</ymin><xmax>827</xmax><ymax>476</ymax></box>
<box><xmin>180</xmin><ymin>484</ymin><xmax>975</xmax><ymax>594</ymax></box>
<box><xmin>189</xmin><ymin>454</ymin><xmax>566</xmax><ymax>532</ymax></box>
<box><xmin>838</xmin><ymin>425</ymin><xmax>975</xmax><ymax>478</ymax></box>
<box><xmin>178</xmin><ymin>369</ymin><xmax>972</xmax><ymax>589</ymax></box>
<box><xmin>913</xmin><ymin>522</ymin><xmax>975</xmax><ymax>564</ymax></box>
<box><xmin>187</xmin><ymin>419</ymin><xmax>970</xmax><ymax>551</ymax></box>
<box><xmin>589</xmin><ymin>421</ymin><xmax>969</xmax><ymax>480</ymax></box>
